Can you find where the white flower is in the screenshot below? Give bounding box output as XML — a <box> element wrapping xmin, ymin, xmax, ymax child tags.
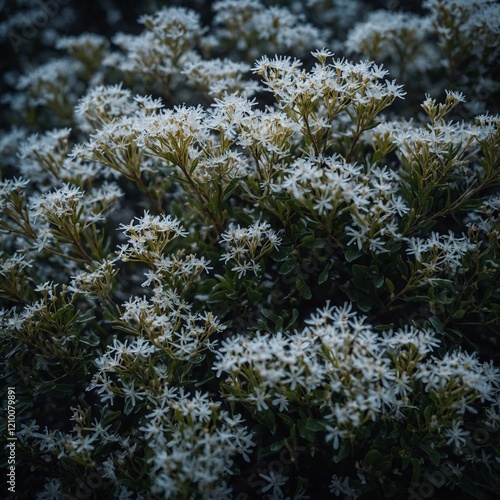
<box><xmin>75</xmin><ymin>83</ymin><xmax>139</xmax><ymax>132</ymax></box>
<box><xmin>329</xmin><ymin>474</ymin><xmax>352</xmax><ymax>497</ymax></box>
<box><xmin>38</xmin><ymin>478</ymin><xmax>62</xmax><ymax>500</ymax></box>
<box><xmin>325</xmin><ymin>426</ymin><xmax>348</xmax><ymax>450</ymax></box>
<box><xmin>272</xmin><ymin>393</ymin><xmax>289</xmax><ymax>412</ymax></box>
<box><xmin>117</xmin><ymin>212</ymin><xmax>188</xmax><ymax>262</ymax></box>
<box><xmin>445</xmin><ymin>420</ymin><xmax>470</xmax><ymax>449</ymax></box>
<box><xmin>259</xmin><ymin>471</ymin><xmax>287</xmax><ymax>497</ymax></box>
<box><xmin>220</xmin><ymin>220</ymin><xmax>281</xmax><ymax>277</ymax></box>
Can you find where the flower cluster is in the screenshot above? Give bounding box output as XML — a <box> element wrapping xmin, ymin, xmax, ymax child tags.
<box><xmin>346</xmin><ymin>10</ymin><xmax>434</xmax><ymax>80</ymax></box>
<box><xmin>207</xmin><ymin>0</ymin><xmax>324</xmax><ymax>60</ymax></box>
<box><xmin>106</xmin><ymin>7</ymin><xmax>204</xmax><ymax>91</ymax></box>
<box><xmin>220</xmin><ymin>220</ymin><xmax>282</xmax><ymax>278</ymax></box>
<box><xmin>215</xmin><ymin>302</ymin><xmax>499</xmax><ymax>442</ymax></box>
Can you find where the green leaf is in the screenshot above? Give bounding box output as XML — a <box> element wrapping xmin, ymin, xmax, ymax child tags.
<box><xmin>261</xmin><ymin>308</ymin><xmax>284</xmax><ymax>331</ymax></box>
<box><xmin>275</xmin><ymin>316</ymin><xmax>284</xmax><ymax>332</ymax></box>
<box><xmin>364</xmin><ymin>449</ymin><xmax>392</xmax><ymax>473</ymax></box>
<box><xmin>33</xmin><ymin>381</ymin><xmax>56</xmax><ymax>396</ymax></box>
<box><xmin>51</xmin><ymin>303</ymin><xmax>74</xmax><ymax>322</ymax></box>
<box><xmin>394</xmin><ymin>254</ymin><xmax>408</xmax><ymax>278</ymax></box>
<box><xmin>296</xmin><ymin>274</ymin><xmax>312</xmax><ymax>300</ymax></box>
<box><xmin>255</xmin><ymin>410</ymin><xmax>276</xmax><ymax>434</ymax></box>
<box><xmin>279</xmin><ymin>257</ymin><xmax>298</xmax><ymax>275</ymax></box>
<box><xmin>258</xmin><ymin>440</ymin><xmax>284</xmax><ymax>459</ymax></box>
<box><xmin>385</xmin><ymin>277</ymin><xmax>395</xmax><ymax>294</ymax></box>
<box><xmin>430</xmin><ymin>278</ymin><xmax>454</xmax><ymax>288</ymax></box>
<box><xmin>233</xmin><ymin>210</ymin><xmax>254</xmax><ymax>225</ymax></box>
<box><xmin>277</xmin><ymin>413</ymin><xmax>294</xmax><ymax>427</ymax></box>
<box><xmin>428</xmin><ymin>316</ymin><xmax>445</xmax><ymax>333</ymax></box>
<box><xmin>51</xmin><ymin>383</ymin><xmax>76</xmax><ymax>398</ymax></box>
<box><xmin>80</xmin><ymin>333</ymin><xmax>100</xmax><ymax>347</ymax></box>
<box><xmin>301</xmin><ymin>234</ymin><xmax>315</xmax><ymax>244</ymax></box>
<box><xmin>374</xmin><ymin>323</ymin><xmax>394</xmax><ymax>330</ymax></box>
<box><xmin>75</xmin><ymin>312</ymin><xmax>96</xmax><ymax>324</ymax></box>
<box><xmin>451</xmin><ymin>309</ymin><xmax>465</xmax><ymax>319</ymax></box>
<box><xmin>285</xmin><ymin>308</ymin><xmax>299</xmax><ymax>330</ymax></box>
<box><xmin>419</xmin><ymin>444</ymin><xmax>441</xmax><ymax>467</ymax></box>
<box><xmin>423</xmin><ymin>402</ymin><xmax>434</xmax><ymax>425</ymax></box>
<box><xmin>246</xmin><ymin>286</ymin><xmax>262</xmax><ymax>302</ymax></box>
<box><xmin>333</xmin><ymin>440</ymin><xmax>350</xmax><ymax>463</ymax></box>
<box><xmin>305</xmin><ymin>419</ymin><xmax>324</xmax><ymax>432</ymax></box>
<box><xmin>411</xmin><ymin>458</ymin><xmax>421</xmax><ymax>487</ymax></box>
<box><xmin>365</xmin><ymin>120</ymin><xmax>381</xmax><ymax>131</ymax></box>
<box><xmin>189</xmin><ymin>353</ymin><xmax>206</xmax><ymax>364</ymax></box>
<box><xmin>272</xmin><ymin>246</ymin><xmax>294</xmax><ymax>262</ymax></box>
<box><xmin>222</xmin><ymin>178</ymin><xmax>240</xmax><ymax>200</ymax></box>
<box><xmin>296</xmin><ymin>476</ymin><xmax>309</xmax><ymax>495</ymax></box>
<box><xmin>310</xmin><ymin>238</ymin><xmax>328</xmax><ymax>249</ymax></box>
<box><xmin>123</xmin><ymin>398</ymin><xmax>136</xmax><ymax>416</ymax></box>
<box><xmin>206</xmin><ymin>290</ymin><xmax>228</xmax><ymax>304</ymax></box>
<box><xmin>318</xmin><ymin>261</ymin><xmax>333</xmax><ymax>284</ymax></box>
<box><xmin>358</xmin><ymin>296</ymin><xmax>377</xmax><ymax>312</ymax></box>
<box><xmin>262</xmin><ymin>308</ymin><xmax>279</xmax><ymax>322</ymax></box>
<box><xmin>297</xmin><ymin>420</ymin><xmax>315</xmax><ymax>442</ymax></box>
<box><xmin>352</xmin><ymin>264</ymin><xmax>382</xmax><ymax>291</ymax></box>
<box><xmin>102</xmin><ymin>411</ymin><xmax>122</xmax><ymax>426</ymax></box>
<box><xmin>458</xmin><ymin>475</ymin><xmax>487</xmax><ymax>499</ymax></box>
<box><xmin>345</xmin><ymin>246</ymin><xmax>364</xmax><ymax>262</ymax></box>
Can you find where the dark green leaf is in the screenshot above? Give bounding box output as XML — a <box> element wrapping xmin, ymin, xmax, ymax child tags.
<box><xmin>255</xmin><ymin>410</ymin><xmax>276</xmax><ymax>434</ymax></box>
<box><xmin>419</xmin><ymin>444</ymin><xmax>441</xmax><ymax>467</ymax></box>
<box><xmin>318</xmin><ymin>261</ymin><xmax>333</xmax><ymax>284</ymax></box>
<box><xmin>233</xmin><ymin>210</ymin><xmax>254</xmax><ymax>225</ymax></box>
<box><xmin>333</xmin><ymin>440</ymin><xmax>350</xmax><ymax>463</ymax></box>
<box><xmin>374</xmin><ymin>323</ymin><xmax>394</xmax><ymax>330</ymax></box>
<box><xmin>458</xmin><ymin>475</ymin><xmax>487</xmax><ymax>499</ymax></box>
<box><xmin>296</xmin><ymin>274</ymin><xmax>312</xmax><ymax>300</ymax></box>
<box><xmin>206</xmin><ymin>290</ymin><xmax>228</xmax><ymax>304</ymax></box>
<box><xmin>258</xmin><ymin>440</ymin><xmax>284</xmax><ymax>459</ymax></box>
<box><xmin>261</xmin><ymin>308</ymin><xmax>279</xmax><ymax>322</ymax></box>
<box><xmin>385</xmin><ymin>277</ymin><xmax>395</xmax><ymax>294</ymax></box>
<box><xmin>285</xmin><ymin>308</ymin><xmax>299</xmax><ymax>330</ymax></box>
<box><xmin>222</xmin><ymin>178</ymin><xmax>240</xmax><ymax>200</ymax></box>
<box><xmin>301</xmin><ymin>234</ymin><xmax>315</xmax><ymax>244</ymax></box>
<box><xmin>428</xmin><ymin>316</ymin><xmax>445</xmax><ymax>333</ymax></box>
<box><xmin>411</xmin><ymin>458</ymin><xmax>421</xmax><ymax>487</ymax></box>
<box><xmin>364</xmin><ymin>449</ymin><xmax>392</xmax><ymax>473</ymax></box>
<box><xmin>279</xmin><ymin>257</ymin><xmax>298</xmax><ymax>275</ymax></box>
<box><xmin>51</xmin><ymin>383</ymin><xmax>76</xmax><ymax>398</ymax></box>
<box><xmin>272</xmin><ymin>246</ymin><xmax>294</xmax><ymax>262</ymax></box>
<box><xmin>102</xmin><ymin>411</ymin><xmax>122</xmax><ymax>426</ymax></box>
<box><xmin>394</xmin><ymin>254</ymin><xmax>409</xmax><ymax>278</ymax></box>
<box><xmin>277</xmin><ymin>413</ymin><xmax>294</xmax><ymax>427</ymax></box>
<box><xmin>33</xmin><ymin>381</ymin><xmax>56</xmax><ymax>396</ymax></box>
<box><xmin>305</xmin><ymin>419</ymin><xmax>324</xmax><ymax>432</ymax></box>
<box><xmin>75</xmin><ymin>312</ymin><xmax>95</xmax><ymax>324</ymax></box>
<box><xmin>297</xmin><ymin>420</ymin><xmax>315</xmax><ymax>442</ymax></box>
<box><xmin>345</xmin><ymin>246</ymin><xmax>364</xmax><ymax>262</ymax></box>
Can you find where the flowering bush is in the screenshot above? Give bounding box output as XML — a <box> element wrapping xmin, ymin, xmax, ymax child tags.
<box><xmin>1</xmin><ymin>0</ymin><xmax>499</xmax><ymax>498</ymax></box>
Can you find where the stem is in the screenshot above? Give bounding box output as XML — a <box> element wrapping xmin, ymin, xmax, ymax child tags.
<box><xmin>303</xmin><ymin>113</ymin><xmax>319</xmax><ymax>157</ymax></box>
<box><xmin>346</xmin><ymin>122</ymin><xmax>363</xmax><ymax>163</ymax></box>
<box><xmin>178</xmin><ymin>164</ymin><xmax>223</xmax><ymax>234</ymax></box>
<box><xmin>58</xmin><ymin>216</ymin><xmax>94</xmax><ymax>262</ymax></box>
<box><xmin>404</xmin><ymin>175</ymin><xmax>496</xmax><ymax>236</ymax></box>
<box><xmin>379</xmin><ymin>273</ymin><xmax>420</xmax><ymax>317</ymax></box>
<box><xmin>131</xmin><ymin>171</ymin><xmax>163</xmax><ymax>214</ymax></box>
